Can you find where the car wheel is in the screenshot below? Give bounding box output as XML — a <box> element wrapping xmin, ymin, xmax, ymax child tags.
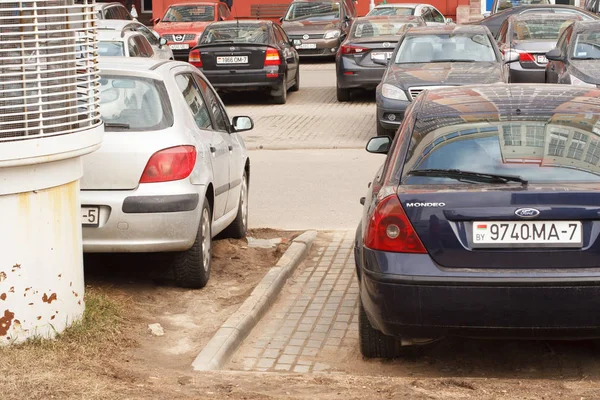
<box><xmin>290</xmin><ymin>68</ymin><xmax>300</xmax><ymax>92</ymax></box>
<box><xmin>222</xmin><ymin>171</ymin><xmax>249</xmax><ymax>239</ymax></box>
<box><xmin>376</xmin><ymin>120</ymin><xmax>393</xmax><ymax>137</ymax></box>
<box><xmin>337</xmin><ymin>86</ymin><xmax>350</xmax><ymax>102</ymax></box>
<box><xmin>172</xmin><ymin>197</ymin><xmax>211</xmax><ymax>289</ymax></box>
<box><xmin>359</xmin><ymin>296</ymin><xmax>402</xmax><ymax>358</ymax></box>
<box><xmin>273</xmin><ymin>74</ymin><xmax>287</xmax><ymax>104</ymax></box>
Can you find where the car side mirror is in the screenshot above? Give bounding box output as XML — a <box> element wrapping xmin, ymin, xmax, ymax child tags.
<box><xmin>366</xmin><ymin>136</ymin><xmax>391</xmax><ymax>154</ymax></box>
<box><xmin>233</xmin><ymin>116</ymin><xmax>254</xmax><ymax>132</ymax></box>
<box><xmin>546</xmin><ymin>48</ymin><xmax>563</xmax><ymax>62</ymax></box>
<box><xmin>445</xmin><ymin>18</ymin><xmax>453</xmax><ymax>24</ymax></box>
<box><xmin>159</xmin><ymin>37</ymin><xmax>167</xmax><ymax>46</ymax></box>
<box><xmin>152</xmin><ymin>17</ymin><xmax>160</xmax><ymax>24</ymax></box>
<box><xmin>279</xmin><ymin>17</ymin><xmax>284</xmax><ymax>23</ymax></box>
<box><xmin>503</xmin><ymin>49</ymin><xmax>520</xmax><ymax>63</ymax></box>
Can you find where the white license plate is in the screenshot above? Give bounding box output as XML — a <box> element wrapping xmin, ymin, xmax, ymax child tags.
<box><xmin>537</xmin><ymin>55</ymin><xmax>547</xmax><ymax>64</ymax></box>
<box><xmin>82</xmin><ymin>206</ymin><xmax>100</xmax><ymax>227</ymax></box>
<box><xmin>371</xmin><ymin>51</ymin><xmax>392</xmax><ymax>61</ymax></box>
<box><xmin>472</xmin><ymin>221</ymin><xmax>582</xmax><ymax>248</ymax></box>
<box><xmin>296</xmin><ymin>43</ymin><xmax>317</xmax><ymax>49</ymax></box>
<box><xmin>169</xmin><ymin>44</ymin><xmax>189</xmax><ymax>50</ymax></box>
<box><xmin>216</xmin><ymin>56</ymin><xmax>248</xmax><ymax>64</ymax></box>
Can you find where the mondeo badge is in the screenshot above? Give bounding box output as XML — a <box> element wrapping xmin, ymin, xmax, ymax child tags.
<box><xmin>515</xmin><ymin>208</ymin><xmax>540</xmax><ymax>218</ymax></box>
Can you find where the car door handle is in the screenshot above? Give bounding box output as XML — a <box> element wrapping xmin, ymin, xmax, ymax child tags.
<box><xmin>210</xmin><ymin>146</ymin><xmax>216</xmax><ymax>153</ymax></box>
<box><xmin>228</xmin><ymin>145</ymin><xmax>233</xmax><ymax>151</ymax></box>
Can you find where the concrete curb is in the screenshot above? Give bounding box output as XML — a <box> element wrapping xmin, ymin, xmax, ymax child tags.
<box><xmin>191</xmin><ymin>230</ymin><xmax>318</xmax><ymax>371</ymax></box>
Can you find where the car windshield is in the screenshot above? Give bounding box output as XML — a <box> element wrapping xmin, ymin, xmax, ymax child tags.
<box><xmin>201</xmin><ymin>24</ymin><xmax>269</xmax><ymax>44</ymax></box>
<box><xmin>402</xmin><ymin>122</ymin><xmax>600</xmax><ymax>184</ymax></box>
<box><xmin>572</xmin><ymin>31</ymin><xmax>600</xmax><ymax>59</ymax></box>
<box><xmin>99</xmin><ymin>76</ymin><xmax>173</xmax><ymax>131</ymax></box>
<box><xmin>351</xmin><ymin>19</ymin><xmax>424</xmax><ymax>38</ymax></box>
<box><xmin>395</xmin><ymin>33</ymin><xmax>497</xmax><ymax>63</ymax></box>
<box><xmin>162</xmin><ymin>5</ymin><xmax>215</xmax><ymax>22</ymax></box>
<box><xmin>284</xmin><ymin>2</ymin><xmax>341</xmax><ymax>21</ymax></box>
<box><xmin>367</xmin><ymin>7</ymin><xmax>414</xmax><ymax>16</ymax></box>
<box><xmin>495</xmin><ymin>0</ymin><xmax>550</xmax><ymax>13</ymax></box>
<box><xmin>97</xmin><ymin>41</ymin><xmax>125</xmax><ymax>56</ymax></box>
<box><xmin>513</xmin><ymin>19</ymin><xmax>574</xmax><ymax>40</ymax></box>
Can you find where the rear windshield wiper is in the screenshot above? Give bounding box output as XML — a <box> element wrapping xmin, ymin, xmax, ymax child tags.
<box><xmin>104</xmin><ymin>122</ymin><xmax>130</xmax><ymax>129</ymax></box>
<box><xmin>405</xmin><ymin>168</ymin><xmax>528</xmax><ymax>186</ymax></box>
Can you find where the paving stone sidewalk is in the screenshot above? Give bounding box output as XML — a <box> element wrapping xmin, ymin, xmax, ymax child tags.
<box><xmin>228</xmin><ymin>231</ymin><xmax>359</xmax><ymax>373</ymax></box>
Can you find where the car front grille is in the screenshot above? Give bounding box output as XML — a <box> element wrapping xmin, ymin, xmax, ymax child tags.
<box><xmin>408</xmin><ymin>85</ymin><xmax>450</xmax><ymax>100</ymax></box>
<box><xmin>162</xmin><ymin>33</ymin><xmax>196</xmax><ymax>42</ymax></box>
<box><xmin>288</xmin><ymin>33</ymin><xmax>323</xmax><ymax>40</ymax></box>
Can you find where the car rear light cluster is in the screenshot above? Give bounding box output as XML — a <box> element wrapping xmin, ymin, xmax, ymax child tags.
<box><xmin>264</xmin><ymin>47</ymin><xmax>281</xmax><ymax>66</ymax></box>
<box><xmin>140</xmin><ymin>146</ymin><xmax>197</xmax><ymax>183</ymax></box>
<box><xmin>364</xmin><ymin>194</ymin><xmax>427</xmax><ymax>253</ymax></box>
<box><xmin>189</xmin><ymin>49</ymin><xmax>202</xmax><ymax>67</ymax></box>
<box><xmin>517</xmin><ymin>51</ymin><xmax>535</xmax><ymax>62</ymax></box>
<box><xmin>341</xmin><ymin>44</ymin><xmax>369</xmax><ymax>55</ymax></box>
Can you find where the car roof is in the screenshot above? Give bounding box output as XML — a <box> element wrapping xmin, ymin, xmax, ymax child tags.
<box><xmin>94</xmin><ymin>2</ymin><xmax>125</xmax><ymax>9</ymax></box>
<box><xmin>573</xmin><ymin>20</ymin><xmax>600</xmax><ymax>31</ymax></box>
<box><xmin>416</xmin><ymin>85</ymin><xmax>600</xmax><ymax>126</ymax></box>
<box><xmin>206</xmin><ymin>19</ymin><xmax>272</xmax><ymax>25</ymax></box>
<box><xmin>355</xmin><ymin>15</ymin><xmax>424</xmax><ymax>23</ymax></box>
<box><xmin>97</xmin><ymin>29</ymin><xmax>142</xmax><ymax>40</ymax></box>
<box><xmin>510</xmin><ymin>12</ymin><xmax>582</xmax><ymax>21</ymax></box>
<box><xmin>97</xmin><ymin>19</ymin><xmax>143</xmax><ymax>30</ymax></box>
<box><xmin>290</xmin><ymin>0</ymin><xmax>343</xmax><ymax>3</ymax></box>
<box><xmin>373</xmin><ymin>3</ymin><xmax>422</xmax><ymax>8</ymax></box>
<box><xmin>167</xmin><ymin>1</ymin><xmax>220</xmax><ymax>7</ymax></box>
<box><xmin>406</xmin><ymin>24</ymin><xmax>490</xmax><ymax>34</ymax></box>
<box><xmin>98</xmin><ymin>58</ymin><xmax>184</xmax><ymax>76</ymax></box>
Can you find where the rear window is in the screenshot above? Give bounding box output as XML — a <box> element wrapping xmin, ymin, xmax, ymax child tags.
<box><xmin>367</xmin><ymin>7</ymin><xmax>414</xmax><ymax>17</ymax></box>
<box><xmin>573</xmin><ymin>31</ymin><xmax>600</xmax><ymax>59</ymax></box>
<box><xmin>513</xmin><ymin>19</ymin><xmax>575</xmax><ymax>40</ymax></box>
<box><xmin>495</xmin><ymin>0</ymin><xmax>550</xmax><ymax>13</ymax></box>
<box><xmin>99</xmin><ymin>76</ymin><xmax>173</xmax><ymax>131</ymax></box>
<box><xmin>162</xmin><ymin>5</ymin><xmax>215</xmax><ymax>22</ymax></box>
<box><xmin>97</xmin><ymin>41</ymin><xmax>125</xmax><ymax>56</ymax></box>
<box><xmin>395</xmin><ymin>33</ymin><xmax>497</xmax><ymax>63</ymax></box>
<box><xmin>401</xmin><ymin>122</ymin><xmax>600</xmax><ymax>184</ymax></box>
<box><xmin>351</xmin><ymin>19</ymin><xmax>424</xmax><ymax>38</ymax></box>
<box><xmin>200</xmin><ymin>24</ymin><xmax>269</xmax><ymax>44</ymax></box>
<box><xmin>284</xmin><ymin>2</ymin><xmax>341</xmax><ymax>21</ymax></box>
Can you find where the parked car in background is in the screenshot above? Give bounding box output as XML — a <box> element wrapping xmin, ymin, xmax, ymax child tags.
<box><xmin>153</xmin><ymin>1</ymin><xmax>234</xmax><ymax>61</ymax></box>
<box><xmin>357</xmin><ymin>84</ymin><xmax>600</xmax><ymax>358</ymax></box>
<box><xmin>585</xmin><ymin>0</ymin><xmax>600</xmax><ymax>15</ymax></box>
<box><xmin>367</xmin><ymin>3</ymin><xmax>451</xmax><ymax>26</ymax></box>
<box><xmin>86</xmin><ymin>58</ymin><xmax>253</xmax><ymax>289</ymax></box>
<box><xmin>546</xmin><ymin>20</ymin><xmax>600</xmax><ymax>86</ymax></box>
<box><xmin>97</xmin><ymin>29</ymin><xmax>163</xmax><ymax>58</ymax></box>
<box><xmin>496</xmin><ymin>13</ymin><xmax>581</xmax><ymax>83</ymax></box>
<box><xmin>282</xmin><ymin>0</ymin><xmax>353</xmax><ymax>58</ymax></box>
<box><xmin>492</xmin><ymin>0</ymin><xmax>552</xmax><ymax>14</ymax></box>
<box><xmin>97</xmin><ymin>20</ymin><xmax>174</xmax><ymax>60</ymax></box>
<box><xmin>95</xmin><ymin>2</ymin><xmax>133</xmax><ymax>20</ymax></box>
<box><xmin>469</xmin><ymin>5</ymin><xmax>597</xmax><ymax>37</ymax></box>
<box><xmin>189</xmin><ymin>20</ymin><xmax>300</xmax><ymax>104</ymax></box>
<box><xmin>375</xmin><ymin>25</ymin><xmax>508</xmax><ymax>137</ymax></box>
<box><xmin>336</xmin><ymin>15</ymin><xmax>426</xmax><ymax>102</ymax></box>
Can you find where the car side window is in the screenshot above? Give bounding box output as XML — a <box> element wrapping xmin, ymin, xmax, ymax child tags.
<box><xmin>117</xmin><ymin>6</ymin><xmax>132</xmax><ymax>20</ymax></box>
<box><xmin>277</xmin><ymin>25</ymin><xmax>291</xmax><ymax>43</ymax></box>
<box><xmin>219</xmin><ymin>4</ymin><xmax>231</xmax><ymax>19</ymax></box>
<box><xmin>421</xmin><ymin>8</ymin><xmax>433</xmax><ymax>22</ymax></box>
<box><xmin>431</xmin><ymin>8</ymin><xmax>445</xmax><ymax>23</ymax></box>
<box><xmin>497</xmin><ymin>20</ymin><xmax>508</xmax><ymax>43</ymax></box>
<box><xmin>556</xmin><ymin>26</ymin><xmax>570</xmax><ymax>56</ymax></box>
<box><xmin>196</xmin><ymin>76</ymin><xmax>229</xmax><ymax>132</ymax></box>
<box><xmin>104</xmin><ymin>7</ymin><xmax>117</xmax><ymax>19</ymax></box>
<box><xmin>138</xmin><ymin>26</ymin><xmax>159</xmax><ymax>45</ymax></box>
<box><xmin>175</xmin><ymin>74</ymin><xmax>213</xmax><ymax>130</ymax></box>
<box><xmin>128</xmin><ymin>37</ymin><xmax>141</xmax><ymax>57</ymax></box>
<box><xmin>135</xmin><ymin>36</ymin><xmax>153</xmax><ymax>57</ymax></box>
<box><xmin>273</xmin><ymin>25</ymin><xmax>285</xmax><ymax>44</ymax></box>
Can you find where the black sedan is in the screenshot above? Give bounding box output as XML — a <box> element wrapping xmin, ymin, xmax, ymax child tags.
<box><xmin>336</xmin><ymin>15</ymin><xmax>426</xmax><ymax>102</ymax></box>
<box><xmin>546</xmin><ymin>20</ymin><xmax>600</xmax><ymax>86</ymax></box>
<box><xmin>357</xmin><ymin>84</ymin><xmax>600</xmax><ymax>358</ymax></box>
<box><xmin>467</xmin><ymin>5</ymin><xmax>597</xmax><ymax>37</ymax></box>
<box><xmin>375</xmin><ymin>25</ymin><xmax>507</xmax><ymax>137</ymax></box>
<box><xmin>189</xmin><ymin>20</ymin><xmax>299</xmax><ymax>104</ymax></box>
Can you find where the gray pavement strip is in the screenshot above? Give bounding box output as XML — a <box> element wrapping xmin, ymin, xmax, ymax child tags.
<box><xmin>191</xmin><ymin>230</ymin><xmax>318</xmax><ymax>371</ymax></box>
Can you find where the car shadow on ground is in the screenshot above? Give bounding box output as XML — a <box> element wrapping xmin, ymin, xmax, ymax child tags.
<box><xmin>220</xmin><ymin>87</ymin><xmax>375</xmax><ymax>106</ymax></box>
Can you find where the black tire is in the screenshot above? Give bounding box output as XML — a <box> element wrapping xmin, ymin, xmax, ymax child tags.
<box><xmin>222</xmin><ymin>171</ymin><xmax>249</xmax><ymax>239</ymax></box>
<box><xmin>376</xmin><ymin>120</ymin><xmax>393</xmax><ymax>137</ymax></box>
<box><xmin>290</xmin><ymin>67</ymin><xmax>300</xmax><ymax>92</ymax></box>
<box><xmin>337</xmin><ymin>86</ymin><xmax>350</xmax><ymax>102</ymax></box>
<box><xmin>273</xmin><ymin>75</ymin><xmax>287</xmax><ymax>104</ymax></box>
<box><xmin>172</xmin><ymin>198</ymin><xmax>212</xmax><ymax>289</ymax></box>
<box><xmin>359</xmin><ymin>297</ymin><xmax>402</xmax><ymax>358</ymax></box>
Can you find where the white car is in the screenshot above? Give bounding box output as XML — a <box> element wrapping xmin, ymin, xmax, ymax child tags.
<box><xmin>97</xmin><ymin>20</ymin><xmax>174</xmax><ymax>60</ymax></box>
<box><xmin>367</xmin><ymin>3</ymin><xmax>452</xmax><ymax>25</ymax></box>
<box><xmin>84</xmin><ymin>58</ymin><xmax>252</xmax><ymax>288</ymax></box>
<box><xmin>97</xmin><ymin>29</ymin><xmax>168</xmax><ymax>59</ymax></box>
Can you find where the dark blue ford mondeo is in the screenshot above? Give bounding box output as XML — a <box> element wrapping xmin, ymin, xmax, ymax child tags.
<box><xmin>355</xmin><ymin>84</ymin><xmax>600</xmax><ymax>358</ymax></box>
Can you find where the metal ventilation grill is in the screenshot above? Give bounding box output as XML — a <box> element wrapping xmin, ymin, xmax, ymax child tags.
<box><xmin>0</xmin><ymin>0</ymin><xmax>101</xmax><ymax>141</ymax></box>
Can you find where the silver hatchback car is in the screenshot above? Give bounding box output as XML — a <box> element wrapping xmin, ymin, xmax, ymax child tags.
<box><xmin>83</xmin><ymin>58</ymin><xmax>252</xmax><ymax>288</ymax></box>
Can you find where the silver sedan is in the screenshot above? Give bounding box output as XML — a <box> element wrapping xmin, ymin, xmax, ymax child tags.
<box><xmin>82</xmin><ymin>57</ymin><xmax>252</xmax><ymax>288</ymax></box>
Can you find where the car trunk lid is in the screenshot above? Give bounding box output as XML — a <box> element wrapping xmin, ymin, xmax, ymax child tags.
<box><xmin>343</xmin><ymin>36</ymin><xmax>399</xmax><ymax>67</ymax></box>
<box><xmin>197</xmin><ymin>43</ymin><xmax>273</xmax><ymax>70</ymax></box>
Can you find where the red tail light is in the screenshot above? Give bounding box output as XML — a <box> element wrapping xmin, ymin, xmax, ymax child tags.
<box><xmin>189</xmin><ymin>49</ymin><xmax>202</xmax><ymax>67</ymax></box>
<box><xmin>264</xmin><ymin>47</ymin><xmax>281</xmax><ymax>66</ymax></box>
<box><xmin>518</xmin><ymin>51</ymin><xmax>535</xmax><ymax>62</ymax></box>
<box><xmin>364</xmin><ymin>194</ymin><xmax>427</xmax><ymax>253</ymax></box>
<box><xmin>140</xmin><ymin>146</ymin><xmax>197</xmax><ymax>184</ymax></box>
<box><xmin>341</xmin><ymin>44</ymin><xmax>369</xmax><ymax>55</ymax></box>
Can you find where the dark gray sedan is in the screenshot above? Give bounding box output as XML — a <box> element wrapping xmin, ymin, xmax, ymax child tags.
<box><xmin>376</xmin><ymin>25</ymin><xmax>508</xmax><ymax>137</ymax></box>
<box><xmin>546</xmin><ymin>20</ymin><xmax>600</xmax><ymax>87</ymax></box>
<box><xmin>336</xmin><ymin>15</ymin><xmax>425</xmax><ymax>102</ymax></box>
<box><xmin>496</xmin><ymin>13</ymin><xmax>582</xmax><ymax>83</ymax></box>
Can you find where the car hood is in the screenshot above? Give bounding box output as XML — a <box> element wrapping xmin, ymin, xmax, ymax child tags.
<box><xmin>569</xmin><ymin>60</ymin><xmax>600</xmax><ymax>85</ymax></box>
<box><xmin>383</xmin><ymin>62</ymin><xmax>504</xmax><ymax>89</ymax></box>
<box><xmin>282</xmin><ymin>20</ymin><xmax>341</xmax><ymax>35</ymax></box>
<box><xmin>154</xmin><ymin>21</ymin><xmax>211</xmax><ymax>33</ymax></box>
